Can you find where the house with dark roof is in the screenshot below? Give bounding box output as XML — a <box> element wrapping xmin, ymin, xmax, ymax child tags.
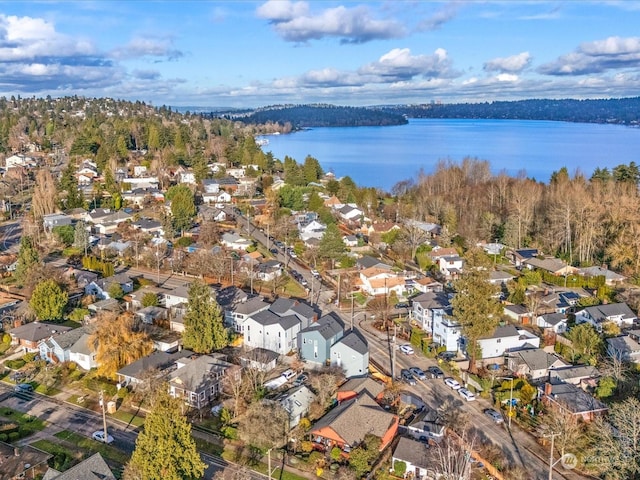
<box><xmin>538</xmin><ymin>290</ymin><xmax>582</xmax><ymax>315</ymax></box>
<box><xmin>227</xmin><ymin>296</ymin><xmax>270</xmax><ymax>333</ymax></box>
<box><xmin>298</xmin><ymin>312</ymin><xmax>345</xmax><ymax>366</ymax></box>
<box><xmin>411</xmin><ymin>292</ymin><xmax>456</xmax><ymax>351</ymax></box>
<box><xmin>548</xmin><ymin>365</ymin><xmax>600</xmax><ymax>386</ymax></box>
<box><xmin>507</xmin><ymin>248</ymin><xmax>539</xmax><ymax>267</ymax></box>
<box><xmin>523</xmin><ymin>257</ymin><xmax>578</xmax><ymax>276</ymax></box>
<box><xmin>9</xmin><ymin>322</ymin><xmax>72</xmax><ymax>352</ymax></box>
<box><xmin>506</xmin><ymin>348</ymin><xmax>566</xmax><ymax>382</ymax></box>
<box><xmin>579</xmin><ymin>265</ymin><xmax>626</xmax><ymax>286</ymax></box>
<box><xmin>471</xmin><ymin>325</ymin><xmax>540</xmax><ymax>362</ymax></box>
<box><xmin>42</xmin><ymin>452</ymin><xmax>116</xmax><ymax>480</ymax></box>
<box><xmin>310</xmin><ymin>392</ymin><xmax>399</xmax><ymax>452</ymax></box>
<box><xmin>0</xmin><ymin>442</ymin><xmax>51</xmax><ymax>480</ymax></box>
<box><xmin>392</xmin><ymin>437</ymin><xmax>432</xmax><ymax>480</ymax></box>
<box><xmin>117</xmin><ymin>350</ymin><xmax>192</xmax><ymax>386</ymax></box>
<box><xmin>243</xmin><ymin>298</ymin><xmax>318</xmax><ymax>355</ymax></box>
<box><xmin>575</xmin><ymin>302</ymin><xmax>637</xmax><ymax>331</ymax></box>
<box><xmin>256</xmin><ymin>259</ymin><xmax>283</xmax><ymax>281</ymax></box>
<box><xmin>403</xmin><ymin>408</ymin><xmax>445</xmax><ymax>443</ymax></box>
<box><xmin>239</xmin><ymin>347</ymin><xmax>279</xmax><ymax>372</ymax></box>
<box><xmin>539</xmin><ymin>381</ymin><xmax>608</xmax><ymax>421</ymax></box>
<box><xmin>85</xmin><ymin>273</ymin><xmax>134</xmax><ymax>300</ymax></box>
<box><xmin>356</xmin><ymin>255</ymin><xmax>391</xmax><ymax>270</ymax></box>
<box><xmin>168</xmin><ymin>353</ymin><xmax>240</xmax><ymax>409</ymax></box>
<box><xmin>330</xmin><ymin>330</ymin><xmax>369</xmax><ymax>378</ymax></box>
<box><xmin>536</xmin><ymin>313</ymin><xmax>568</xmax><ymax>334</ymax></box>
<box><xmin>39</xmin><ymin>326</ymin><xmax>90</xmax><ymax>365</ymax></box>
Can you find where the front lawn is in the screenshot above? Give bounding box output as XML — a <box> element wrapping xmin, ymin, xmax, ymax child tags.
<box><xmin>0</xmin><ymin>407</ymin><xmax>47</xmax><ymax>436</ymax></box>
<box><xmin>54</xmin><ymin>430</ymin><xmax>130</xmax><ymax>464</ymax></box>
<box><xmin>109</xmin><ymin>410</ymin><xmax>145</xmax><ymax>428</ymax></box>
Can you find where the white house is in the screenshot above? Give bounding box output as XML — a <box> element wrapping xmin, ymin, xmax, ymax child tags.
<box><xmin>536</xmin><ymin>313</ymin><xmax>568</xmax><ymax>334</ymax></box>
<box><xmin>244</xmin><ymin>310</ymin><xmax>301</xmax><ymax>355</ymax></box>
<box><xmin>359</xmin><ymin>267</ymin><xmax>406</xmax><ymax>296</ymax></box>
<box><xmin>5</xmin><ymin>154</ymin><xmax>35</xmax><ymax>169</ymax></box>
<box><xmin>392</xmin><ymin>437</ymin><xmax>432</xmax><ymax>480</ymax></box>
<box><xmin>279</xmin><ymin>385</ymin><xmax>316</xmax><ymax>429</ymax></box>
<box><xmin>438</xmin><ymin>255</ymin><xmax>464</xmax><ymax>278</ymax></box>
<box><xmin>574</xmin><ymin>303</ymin><xmax>637</xmax><ymax>332</ymax></box>
<box><xmin>606</xmin><ymin>334</ymin><xmax>640</xmax><ymax>364</ymax></box>
<box><xmin>298</xmin><ymin>220</ymin><xmax>327</xmax><ymax>243</ymax></box>
<box><xmin>472</xmin><ymin>325</ymin><xmax>540</xmax><ymax>361</ymax></box>
<box><xmin>228</xmin><ymin>297</ymin><xmax>270</xmax><ymax>333</ymax></box>
<box><xmin>411</xmin><ymin>292</ymin><xmax>451</xmax><ymax>332</ymax></box>
<box><xmin>85</xmin><ymin>273</ymin><xmax>134</xmax><ymax>300</ymax></box>
<box><xmin>221</xmin><ymin>232</ymin><xmax>252</xmax><ymax>251</ymax></box>
<box><xmin>179</xmin><ymin>171</ymin><xmax>196</xmax><ymax>184</ymax></box>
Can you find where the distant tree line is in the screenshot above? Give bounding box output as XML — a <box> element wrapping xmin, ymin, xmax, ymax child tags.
<box><xmin>390</xmin><ymin>97</ymin><xmax>640</xmax><ymax>126</ymax></box>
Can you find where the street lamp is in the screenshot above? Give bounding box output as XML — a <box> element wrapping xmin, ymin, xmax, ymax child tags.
<box><xmin>496</xmin><ymin>376</ymin><xmax>515</xmax><ymax>429</ymax></box>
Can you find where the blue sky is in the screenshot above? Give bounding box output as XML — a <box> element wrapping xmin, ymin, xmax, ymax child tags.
<box><xmin>2</xmin><ymin>1</ymin><xmax>640</xmax><ymax>107</ymax></box>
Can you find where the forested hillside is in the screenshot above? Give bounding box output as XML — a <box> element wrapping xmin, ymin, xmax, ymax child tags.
<box><xmin>390</xmin><ymin>158</ymin><xmax>640</xmax><ymax>276</ymax></box>
<box><xmin>391</xmin><ymin>97</ymin><xmax>640</xmax><ymax>125</ymax></box>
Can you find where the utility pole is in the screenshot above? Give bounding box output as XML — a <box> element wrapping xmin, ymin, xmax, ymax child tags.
<box><xmin>391</xmin><ymin>322</ymin><xmax>397</xmax><ymax>380</ymax></box>
<box><xmin>544</xmin><ymin>431</ymin><xmax>561</xmax><ymax>480</ymax></box>
<box><xmin>99</xmin><ymin>390</ymin><xmax>108</xmax><ymax>441</ymax></box>
<box><xmin>350</xmin><ymin>294</ymin><xmax>355</xmax><ymax>331</ymax></box>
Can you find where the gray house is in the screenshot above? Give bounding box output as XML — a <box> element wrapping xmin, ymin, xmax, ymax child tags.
<box><xmin>298</xmin><ymin>312</ymin><xmax>344</xmax><ymax>366</ymax></box>
<box><xmin>330</xmin><ymin>330</ymin><xmax>369</xmax><ymax>378</ymax></box>
<box><xmin>278</xmin><ymin>385</ymin><xmax>316</xmax><ymax>429</ymax></box>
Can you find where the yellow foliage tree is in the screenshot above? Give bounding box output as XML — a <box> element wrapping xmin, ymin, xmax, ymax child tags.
<box><xmin>89</xmin><ymin>312</ymin><xmax>154</xmax><ymax>379</ymax></box>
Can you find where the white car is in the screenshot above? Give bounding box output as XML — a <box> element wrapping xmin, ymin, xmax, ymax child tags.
<box><xmin>310</xmin><ymin>269</ymin><xmax>320</xmax><ymax>278</ymax></box>
<box><xmin>458</xmin><ymin>388</ymin><xmax>476</xmax><ymax>401</ymax></box>
<box><xmin>92</xmin><ymin>430</ymin><xmax>114</xmax><ymax>444</ymax></box>
<box><xmin>399</xmin><ymin>344</ymin><xmax>414</xmax><ymax>355</ymax></box>
<box><xmin>444</xmin><ymin>377</ymin><xmax>461</xmax><ymax>390</ymax></box>
<box><xmin>281</xmin><ymin>369</ymin><xmax>296</xmax><ymax>380</ymax></box>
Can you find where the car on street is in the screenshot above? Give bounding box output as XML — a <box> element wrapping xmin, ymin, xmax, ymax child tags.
<box><xmin>444</xmin><ymin>377</ymin><xmax>461</xmax><ymax>390</ymax></box>
<box><xmin>269</xmin><ymin>248</ymin><xmax>279</xmax><ymax>254</ymax></box>
<box><xmin>458</xmin><ymin>388</ymin><xmax>476</xmax><ymax>401</ymax></box>
<box><xmin>427</xmin><ymin>366</ymin><xmax>445</xmax><ymax>379</ymax></box>
<box><xmin>399</xmin><ymin>344</ymin><xmax>414</xmax><ymax>355</ymax></box>
<box><xmin>400</xmin><ymin>369</ymin><xmax>417</xmax><ymax>386</ymax></box>
<box><xmin>394</xmin><ymin>302</ymin><xmax>410</xmax><ymax>309</ymax></box>
<box><xmin>409</xmin><ymin>367</ymin><xmax>427</xmax><ymax>380</ymax></box>
<box><xmin>484</xmin><ymin>408</ymin><xmax>504</xmax><ymax>424</ymax></box>
<box><xmin>92</xmin><ymin>430</ymin><xmax>114</xmax><ymax>444</ymax></box>
<box><xmin>310</xmin><ymin>269</ymin><xmax>320</xmax><ymax>278</ymax></box>
<box><xmin>14</xmin><ymin>383</ymin><xmax>33</xmax><ymax>393</ymax></box>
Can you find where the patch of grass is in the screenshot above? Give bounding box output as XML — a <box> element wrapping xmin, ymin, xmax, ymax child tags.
<box><xmin>31</xmin><ymin>438</ymin><xmax>81</xmax><ymax>470</ymax></box>
<box><xmin>0</xmin><ymin>342</ymin><xmax>11</xmax><ymax>355</ymax></box>
<box><xmin>54</xmin><ymin>430</ymin><xmax>130</xmax><ymax>464</ymax></box>
<box><xmin>0</xmin><ymin>408</ymin><xmax>46</xmax><ymax>435</ymax></box>
<box><xmin>59</xmin><ymin>319</ymin><xmax>82</xmax><ymax>329</ymax></box>
<box><xmin>109</xmin><ymin>410</ymin><xmax>145</xmax><ymax>428</ymax></box>
<box><xmin>194</xmin><ymin>437</ymin><xmax>224</xmax><ymax>456</ymax></box>
<box><xmin>35</xmin><ymin>384</ymin><xmax>62</xmax><ymax>396</ymax></box>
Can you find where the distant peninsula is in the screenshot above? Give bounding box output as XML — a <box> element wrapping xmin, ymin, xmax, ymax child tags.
<box><xmin>204</xmin><ymin>97</ymin><xmax>640</xmax><ymax>128</ymax></box>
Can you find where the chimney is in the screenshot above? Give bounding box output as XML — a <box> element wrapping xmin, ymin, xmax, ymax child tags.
<box><xmin>544</xmin><ymin>382</ymin><xmax>553</xmax><ymax>397</ymax></box>
<box><xmin>14</xmin><ymin>447</ymin><xmax>19</xmax><ymax>457</ymax></box>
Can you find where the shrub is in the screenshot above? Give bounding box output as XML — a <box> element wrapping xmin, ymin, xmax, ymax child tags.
<box><xmin>5</xmin><ymin>359</ymin><xmax>25</xmax><ymax>370</ymax></box>
<box><xmin>2</xmin><ymin>333</ymin><xmax>10</xmax><ymax>344</ymax></box>
<box><xmin>0</xmin><ymin>433</ymin><xmax>7</xmax><ymax>442</ymax></box>
<box><xmin>22</xmin><ymin>352</ymin><xmax>37</xmax><ymax>363</ymax></box>
<box><xmin>330</xmin><ymin>447</ymin><xmax>342</xmax><ymax>461</ymax></box>
<box><xmin>8</xmin><ymin>431</ymin><xmax>20</xmax><ymax>441</ymax></box>
<box><xmin>394</xmin><ymin>460</ymin><xmax>407</xmax><ymax>477</ymax></box>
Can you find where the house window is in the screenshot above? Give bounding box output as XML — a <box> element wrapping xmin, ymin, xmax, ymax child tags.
<box><xmin>303</xmin><ymin>338</ymin><xmax>306</xmax><ymax>344</ymax></box>
<box><xmin>496</xmin><ymin>339</ymin><xmax>501</xmax><ymax>343</ymax></box>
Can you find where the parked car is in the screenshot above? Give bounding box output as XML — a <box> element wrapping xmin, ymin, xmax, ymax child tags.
<box><xmin>395</xmin><ymin>302</ymin><xmax>410</xmax><ymax>309</ymax></box>
<box><xmin>458</xmin><ymin>388</ymin><xmax>476</xmax><ymax>401</ymax></box>
<box><xmin>427</xmin><ymin>366</ymin><xmax>445</xmax><ymax>379</ymax></box>
<box><xmin>14</xmin><ymin>383</ymin><xmax>33</xmax><ymax>393</ymax></box>
<box><xmin>281</xmin><ymin>369</ymin><xmax>296</xmax><ymax>380</ymax></box>
<box><xmin>437</xmin><ymin>351</ymin><xmax>457</xmax><ymax>361</ymax></box>
<box><xmin>92</xmin><ymin>430</ymin><xmax>114</xmax><ymax>444</ymax></box>
<box><xmin>409</xmin><ymin>367</ymin><xmax>427</xmax><ymax>380</ymax></box>
<box><xmin>400</xmin><ymin>369</ymin><xmax>417</xmax><ymax>386</ymax></box>
<box><xmin>293</xmin><ymin>374</ymin><xmax>308</xmax><ymax>386</ymax></box>
<box><xmin>399</xmin><ymin>344</ymin><xmax>414</xmax><ymax>355</ymax></box>
<box><xmin>484</xmin><ymin>408</ymin><xmax>504</xmax><ymax>424</ymax></box>
<box><xmin>444</xmin><ymin>377</ymin><xmax>461</xmax><ymax>390</ymax></box>
<box><xmin>269</xmin><ymin>248</ymin><xmax>279</xmax><ymax>254</ymax></box>
<box><xmin>310</xmin><ymin>269</ymin><xmax>320</xmax><ymax>278</ymax></box>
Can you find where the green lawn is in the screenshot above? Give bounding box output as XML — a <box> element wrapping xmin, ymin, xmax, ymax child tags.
<box><xmin>109</xmin><ymin>410</ymin><xmax>145</xmax><ymax>428</ymax></box>
<box><xmin>0</xmin><ymin>408</ymin><xmax>47</xmax><ymax>435</ymax></box>
<box><xmin>54</xmin><ymin>430</ymin><xmax>130</xmax><ymax>464</ymax></box>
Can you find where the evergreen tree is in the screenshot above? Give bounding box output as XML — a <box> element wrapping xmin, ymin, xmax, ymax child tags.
<box><xmin>182</xmin><ymin>280</ymin><xmax>228</xmax><ymax>353</ymax></box>
<box><xmin>15</xmin><ymin>236</ymin><xmax>40</xmax><ymax>284</ymax></box>
<box><xmin>73</xmin><ymin>221</ymin><xmax>90</xmax><ymax>255</ymax></box>
<box><xmin>59</xmin><ymin>162</ymin><xmax>84</xmax><ymax>209</ymax></box>
<box><xmin>166</xmin><ymin>185</ymin><xmax>196</xmax><ymax>234</ymax></box>
<box><xmin>30</xmin><ymin>279</ymin><xmax>68</xmax><ymax>321</ymax></box>
<box><xmin>126</xmin><ymin>387</ymin><xmax>205</xmax><ymax>480</ymax></box>
<box><xmin>450</xmin><ymin>247</ymin><xmax>503</xmax><ymax>373</ymax></box>
<box><xmin>318</xmin><ymin>223</ymin><xmax>346</xmax><ymax>261</ymax></box>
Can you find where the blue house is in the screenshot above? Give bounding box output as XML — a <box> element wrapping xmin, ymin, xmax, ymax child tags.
<box><xmin>297</xmin><ymin>312</ymin><xmax>344</xmax><ymax>366</ymax></box>
<box><xmin>330</xmin><ymin>330</ymin><xmax>369</xmax><ymax>378</ymax></box>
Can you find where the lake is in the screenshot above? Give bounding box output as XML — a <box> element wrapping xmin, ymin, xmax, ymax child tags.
<box><xmin>258</xmin><ymin>119</ymin><xmax>640</xmax><ymax>191</ymax></box>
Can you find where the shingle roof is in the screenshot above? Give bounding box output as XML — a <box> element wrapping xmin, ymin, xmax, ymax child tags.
<box><xmin>49</xmin><ymin>326</ymin><xmax>88</xmax><ymax>350</ymax></box>
<box><xmin>392</xmin><ymin>437</ymin><xmax>431</xmax><ymax>470</ymax></box>
<box><xmin>233</xmin><ymin>297</ymin><xmax>269</xmax><ymax>315</ymax></box>
<box><xmin>300</xmin><ymin>313</ymin><xmax>344</xmax><ymax>340</ymax></box>
<box><xmin>480</xmin><ymin>324</ymin><xmax>519</xmax><ymax>340</ymax></box>
<box><xmin>10</xmin><ymin>322</ymin><xmax>72</xmax><ymax>342</ymax></box>
<box><xmin>169</xmin><ymin>353</ymin><xmax>233</xmax><ymax>392</ymax></box>
<box><xmin>334</xmin><ymin>330</ymin><xmax>368</xmax><ymax>355</ymax></box>
<box><xmin>117</xmin><ymin>350</ymin><xmax>191</xmax><ymax>379</ymax></box>
<box><xmin>311</xmin><ymin>392</ymin><xmax>397</xmax><ymax>446</ymax></box>
<box><xmin>337</xmin><ymin>376</ymin><xmax>384</xmax><ymax>399</ymax></box>
<box><xmin>514</xmin><ymin>349</ymin><xmax>564</xmax><ymax>372</ymax></box>
<box><xmin>42</xmin><ymin>452</ymin><xmax>115</xmax><ymax>480</ymax></box>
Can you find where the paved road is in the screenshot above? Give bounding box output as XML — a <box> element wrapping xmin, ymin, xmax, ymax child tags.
<box><xmin>332</xmin><ymin>315</ymin><xmax>588</xmax><ymax>480</ymax></box>
<box><xmin>0</xmin><ymin>383</ymin><xmax>263</xmax><ymax>479</ymax></box>
<box><xmin>0</xmin><ymin>220</ymin><xmax>22</xmax><ymax>253</ymax></box>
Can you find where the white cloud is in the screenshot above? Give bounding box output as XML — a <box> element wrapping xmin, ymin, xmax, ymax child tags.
<box><xmin>484</xmin><ymin>52</ymin><xmax>531</xmax><ymax>73</ymax></box>
<box><xmin>539</xmin><ymin>36</ymin><xmax>640</xmax><ymax>76</ymax></box>
<box><xmin>358</xmin><ymin>48</ymin><xmax>458</xmax><ymax>81</ymax></box>
<box><xmin>110</xmin><ymin>37</ymin><xmax>183</xmax><ymax>61</ymax></box>
<box><xmin>256</xmin><ymin>1</ymin><xmax>405</xmax><ymax>43</ymax></box>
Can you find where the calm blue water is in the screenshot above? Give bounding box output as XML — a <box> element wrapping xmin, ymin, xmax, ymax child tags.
<box><xmin>258</xmin><ymin>119</ymin><xmax>640</xmax><ymax>191</ymax></box>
